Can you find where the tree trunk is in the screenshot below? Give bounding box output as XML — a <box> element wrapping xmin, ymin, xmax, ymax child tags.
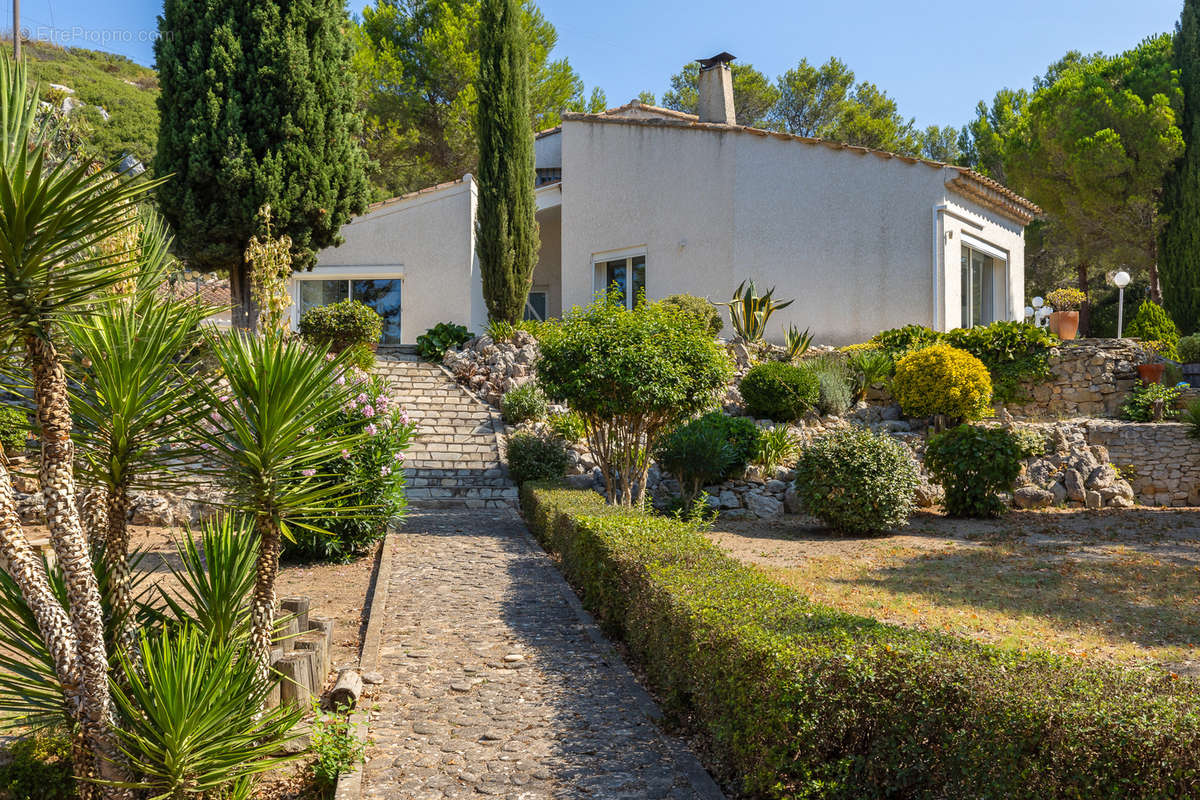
<box><xmin>102</xmin><ymin>483</ymin><xmax>137</xmax><ymax>660</ymax></box>
<box><xmin>228</xmin><ymin>259</ymin><xmax>258</xmax><ymax>330</ymax></box>
<box><xmin>250</xmin><ymin>518</ymin><xmax>282</xmax><ymax>684</ymax></box>
<box><xmin>25</xmin><ymin>335</ymin><xmax>127</xmax><ymax>791</ymax></box>
<box><xmin>1149</xmin><ymin>261</ymin><xmax>1162</xmax><ymax>305</ymax></box>
<box><xmin>81</xmin><ymin>486</ymin><xmax>108</xmax><ymax>553</ymax></box>
<box><xmin>1077</xmin><ymin>261</ymin><xmax>1091</xmax><ymax>337</ymax></box>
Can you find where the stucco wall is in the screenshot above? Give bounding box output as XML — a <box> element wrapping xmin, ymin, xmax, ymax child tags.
<box><xmin>534</xmin><ymin>131</ymin><xmax>562</xmax><ymax>170</ymax></box>
<box><xmin>559</xmin><ymin>118</ymin><xmax>1026</xmax><ymax>344</ymax></box>
<box><xmin>300</xmin><ymin>178</ymin><xmax>482</xmax><ymax>343</ymax></box>
<box><xmin>532</xmin><ymin>206</ymin><xmax>563</xmax><ymax>319</ymax></box>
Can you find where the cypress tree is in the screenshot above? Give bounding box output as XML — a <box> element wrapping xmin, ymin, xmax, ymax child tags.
<box><xmin>1162</xmin><ymin>0</ymin><xmax>1200</xmax><ymax>334</ymax></box>
<box><xmin>476</xmin><ymin>0</ymin><xmax>539</xmax><ymax>324</ymax></box>
<box><xmin>155</xmin><ymin>0</ymin><xmax>369</xmax><ymax>326</ymax></box>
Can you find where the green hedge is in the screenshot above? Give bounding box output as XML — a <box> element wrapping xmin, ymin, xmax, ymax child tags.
<box><xmin>520</xmin><ymin>485</ymin><xmax>1200</xmax><ymax>799</ymax></box>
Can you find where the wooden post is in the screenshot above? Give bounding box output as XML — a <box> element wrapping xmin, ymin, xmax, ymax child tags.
<box><xmin>276</xmin><ymin>653</ymin><xmax>313</xmax><ymax>709</ymax></box>
<box><xmin>328</xmin><ymin>669</ymin><xmax>363</xmax><ymax>710</ymax></box>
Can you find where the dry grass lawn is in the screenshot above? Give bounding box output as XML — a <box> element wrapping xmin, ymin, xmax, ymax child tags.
<box><xmin>708</xmin><ymin>508</ymin><xmax>1200</xmax><ymax>672</ymax></box>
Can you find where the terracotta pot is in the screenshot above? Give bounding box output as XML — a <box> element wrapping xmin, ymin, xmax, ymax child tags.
<box><xmin>1137</xmin><ymin>363</ymin><xmax>1166</xmax><ymax>385</ymax></box>
<box><xmin>1049</xmin><ymin>310</ymin><xmax>1079</xmax><ymax>340</ymax></box>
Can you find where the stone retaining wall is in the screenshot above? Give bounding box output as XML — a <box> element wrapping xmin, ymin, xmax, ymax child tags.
<box><xmin>1006</xmin><ymin>340</ymin><xmax>1148</xmax><ymax>419</ymax></box>
<box><xmin>1081</xmin><ymin>420</ymin><xmax>1200</xmax><ymax>506</ymax></box>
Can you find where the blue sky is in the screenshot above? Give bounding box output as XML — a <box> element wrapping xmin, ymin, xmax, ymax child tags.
<box><xmin>11</xmin><ymin>0</ymin><xmax>1185</xmax><ymax>128</ymax></box>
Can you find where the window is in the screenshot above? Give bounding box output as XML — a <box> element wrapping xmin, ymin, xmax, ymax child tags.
<box><xmin>297</xmin><ymin>278</ymin><xmax>403</xmax><ymax>344</ymax></box>
<box><xmin>959</xmin><ymin>243</ymin><xmax>1005</xmax><ymax>328</ymax></box>
<box><xmin>593</xmin><ymin>253</ymin><xmax>646</xmax><ymax>310</ymax></box>
<box><xmin>525</xmin><ymin>290</ymin><xmax>548</xmax><ymax>322</ymax></box>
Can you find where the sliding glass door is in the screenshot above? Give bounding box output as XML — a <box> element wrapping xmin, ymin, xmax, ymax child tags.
<box><xmin>960</xmin><ymin>245</ymin><xmax>1000</xmax><ymax>328</ymax></box>
<box><xmin>298</xmin><ymin>278</ymin><xmax>403</xmax><ymax>344</ymax></box>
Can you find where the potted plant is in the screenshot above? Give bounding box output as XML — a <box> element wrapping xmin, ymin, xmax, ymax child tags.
<box><xmin>1045</xmin><ymin>287</ymin><xmax>1086</xmax><ymax>340</ymax></box>
<box><xmin>1136</xmin><ymin>340</ymin><xmax>1168</xmax><ymax>385</ymax></box>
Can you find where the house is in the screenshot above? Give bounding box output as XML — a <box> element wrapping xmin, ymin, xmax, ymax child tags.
<box><xmin>291</xmin><ymin>53</ymin><xmax>1040</xmax><ymax>346</ymax></box>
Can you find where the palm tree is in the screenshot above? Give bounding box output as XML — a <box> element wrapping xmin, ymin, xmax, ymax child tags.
<box><xmin>190</xmin><ymin>332</ymin><xmax>363</xmax><ymax>680</ymax></box>
<box><xmin>65</xmin><ymin>210</ymin><xmax>215</xmax><ymax>659</ymax></box>
<box><xmin>0</xmin><ymin>54</ymin><xmax>161</xmax><ymax>791</ymax></box>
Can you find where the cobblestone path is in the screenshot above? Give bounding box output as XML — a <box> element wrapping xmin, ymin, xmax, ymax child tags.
<box><xmin>362</xmin><ymin>508</ymin><xmax>725</xmax><ymax>800</ymax></box>
<box><xmin>375</xmin><ymin>351</ymin><xmax>517</xmax><ymax>509</ymax></box>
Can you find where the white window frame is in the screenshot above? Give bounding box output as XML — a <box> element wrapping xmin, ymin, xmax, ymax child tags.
<box><xmin>591</xmin><ymin>246</ymin><xmax>647</xmax><ymax>310</ymax></box>
<box><xmin>292</xmin><ymin>266</ymin><xmax>405</xmax><ymax>340</ymax></box>
<box><xmin>958</xmin><ymin>236</ymin><xmax>1009</xmax><ymax>328</ymax></box>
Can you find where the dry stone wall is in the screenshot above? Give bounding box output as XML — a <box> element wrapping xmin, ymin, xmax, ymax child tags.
<box><xmin>1007</xmin><ymin>340</ymin><xmax>1149</xmax><ymax>419</ymax></box>
<box><xmin>1081</xmin><ymin>420</ymin><xmax>1200</xmax><ymax>506</ymax></box>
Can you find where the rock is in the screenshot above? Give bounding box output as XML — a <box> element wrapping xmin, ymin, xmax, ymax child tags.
<box><xmin>743</xmin><ymin>465</ymin><xmax>766</xmax><ymax>483</ymax></box>
<box><xmin>1085</xmin><ymin>490</ymin><xmax>1103</xmax><ymax>510</ymax></box>
<box><xmin>1050</xmin><ymin>481</ymin><xmax>1068</xmax><ymax>506</ymax></box>
<box><xmin>1063</xmin><ymin>469</ymin><xmax>1086</xmax><ymax>502</ymax></box>
<box><xmin>564</xmin><ymin>474</ymin><xmax>594</xmax><ymax>490</ymax></box>
<box><xmin>1106</xmin><ymin>496</ymin><xmax>1134</xmax><ymax>509</ymax></box>
<box><xmin>1013</xmin><ymin>486</ymin><xmax>1054</xmax><ymax>510</ymax></box>
<box><xmin>783</xmin><ymin>485</ymin><xmax>802</xmax><ymax>514</ymax></box>
<box><xmin>130</xmin><ymin>494</ymin><xmax>174</xmax><ymax>527</ymax></box>
<box><xmin>745</xmin><ymin>493</ymin><xmax>783</xmax><ymax>519</ymax></box>
<box><xmin>1085</xmin><ymin>464</ymin><xmax>1118</xmax><ymax>491</ymax></box>
<box><xmin>718</xmin><ymin>490</ymin><xmax>741</xmax><ymax>510</ymax></box>
<box><xmin>764</xmin><ymin>479</ymin><xmax>788</xmax><ymax>494</ymax></box>
<box><xmin>913</xmin><ymin>480</ymin><xmax>943</xmax><ymax>508</ymax></box>
<box><xmin>720</xmin><ymin>508</ymin><xmax>755</xmax><ymax>520</ymax></box>
<box><xmin>361</xmin><ymin>671</ymin><xmax>385</xmax><ymax>685</ymax></box>
<box><xmin>880</xmin><ymin>404</ymin><xmax>902</xmax><ymax>421</ymax></box>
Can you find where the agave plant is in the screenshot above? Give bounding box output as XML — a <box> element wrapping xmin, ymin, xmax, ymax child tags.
<box><xmin>784</xmin><ymin>325</ymin><xmax>813</xmax><ymax>361</ymax></box>
<box><xmin>0</xmin><ymin>53</ymin><xmax>163</xmax><ymax>790</ymax></box>
<box><xmin>65</xmin><ymin>209</ymin><xmax>216</xmax><ymax>659</ymax></box>
<box><xmin>719</xmin><ymin>279</ymin><xmax>794</xmax><ymax>342</ymax></box>
<box><xmin>190</xmin><ymin>332</ymin><xmax>365</xmax><ymax>680</ymax></box>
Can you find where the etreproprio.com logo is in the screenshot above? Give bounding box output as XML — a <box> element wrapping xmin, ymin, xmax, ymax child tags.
<box><xmin>22</xmin><ymin>26</ymin><xmax>168</xmax><ymax>46</ymax></box>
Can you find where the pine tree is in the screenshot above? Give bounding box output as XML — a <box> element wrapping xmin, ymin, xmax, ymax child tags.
<box><xmin>475</xmin><ymin>0</ymin><xmax>539</xmax><ymax>325</ymax></box>
<box><xmin>155</xmin><ymin>0</ymin><xmax>369</xmax><ymax>326</ymax></box>
<box><xmin>1162</xmin><ymin>0</ymin><xmax>1200</xmax><ymax>334</ymax></box>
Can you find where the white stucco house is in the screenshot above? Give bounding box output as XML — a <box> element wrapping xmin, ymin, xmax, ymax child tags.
<box><xmin>292</xmin><ymin>53</ymin><xmax>1040</xmax><ymax>346</ymax></box>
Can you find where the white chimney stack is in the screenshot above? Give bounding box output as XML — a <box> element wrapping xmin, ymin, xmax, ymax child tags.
<box><xmin>697</xmin><ymin>52</ymin><xmax>736</xmax><ymax>125</ymax></box>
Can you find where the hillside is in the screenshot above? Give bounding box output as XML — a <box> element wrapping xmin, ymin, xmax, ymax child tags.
<box><xmin>11</xmin><ymin>38</ymin><xmax>159</xmax><ymax>170</ymax></box>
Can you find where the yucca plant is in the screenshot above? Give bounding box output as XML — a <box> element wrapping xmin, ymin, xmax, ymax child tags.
<box><xmin>784</xmin><ymin>325</ymin><xmax>813</xmax><ymax>361</ymax></box>
<box><xmin>848</xmin><ymin>348</ymin><xmax>893</xmax><ymax>401</ymax></box>
<box><xmin>66</xmin><ymin>209</ymin><xmax>216</xmax><ymax>659</ymax></box>
<box><xmin>110</xmin><ymin>625</ymin><xmax>302</xmax><ymax>799</ymax></box>
<box><xmin>0</xmin><ymin>53</ymin><xmax>164</xmax><ymax>791</ymax></box>
<box><xmin>157</xmin><ymin>516</ymin><xmax>257</xmax><ymax>644</ymax></box>
<box><xmin>753</xmin><ymin>425</ymin><xmax>803</xmax><ymax>474</ymax></box>
<box><xmin>720</xmin><ymin>279</ymin><xmax>794</xmax><ymax>342</ymax></box>
<box><xmin>190</xmin><ymin>332</ymin><xmax>365</xmax><ymax>680</ymax></box>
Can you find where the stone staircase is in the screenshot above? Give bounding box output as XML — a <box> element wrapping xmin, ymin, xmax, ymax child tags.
<box><xmin>374</xmin><ymin>349</ymin><xmax>518</xmax><ymax>509</ymax></box>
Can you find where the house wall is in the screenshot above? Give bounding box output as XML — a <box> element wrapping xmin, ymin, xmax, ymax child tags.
<box><xmin>559</xmin><ymin>119</ymin><xmax>1027</xmax><ymax>344</ymax></box>
<box><xmin>299</xmin><ymin>177</ymin><xmax>482</xmax><ymax>343</ymax></box>
<box><xmin>532</xmin><ymin>205</ymin><xmax>563</xmax><ymax>319</ymax></box>
<box><xmin>534</xmin><ymin>131</ymin><xmax>562</xmax><ymax>170</ymax></box>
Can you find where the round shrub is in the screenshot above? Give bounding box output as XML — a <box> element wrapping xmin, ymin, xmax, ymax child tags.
<box><xmin>892</xmin><ymin>344</ymin><xmax>992</xmax><ymax>422</ymax></box>
<box><xmin>654</xmin><ymin>420</ymin><xmax>735</xmax><ymax>506</ymax></box>
<box><xmin>1179</xmin><ymin>334</ymin><xmax>1200</xmax><ymax>364</ymax></box>
<box><xmin>924</xmin><ymin>424</ymin><xmax>1038</xmax><ymax>517</ymax></box>
<box><xmin>1126</xmin><ymin>300</ymin><xmax>1180</xmax><ymax>360</ymax></box>
<box><xmin>0</xmin><ymin>406</ymin><xmax>29</xmax><ymax>457</ymax></box>
<box><xmin>298</xmin><ymin>299</ymin><xmax>383</xmax><ymax>352</ymax></box>
<box><xmin>792</xmin><ymin>427</ymin><xmax>919</xmax><ymax>534</ymax></box>
<box><xmin>501</xmin><ymin>382</ymin><xmax>548</xmax><ymax>424</ymax></box>
<box><xmin>1045</xmin><ymin>287</ymin><xmax>1086</xmax><ymax>311</ymax></box>
<box><xmin>739</xmin><ymin>361</ymin><xmax>820</xmax><ymax>422</ymax></box>
<box><xmin>505</xmin><ymin>432</ymin><xmax>570</xmax><ymax>485</ymax></box>
<box><xmin>658</xmin><ymin>294</ymin><xmax>723</xmax><ymax>336</ymax></box>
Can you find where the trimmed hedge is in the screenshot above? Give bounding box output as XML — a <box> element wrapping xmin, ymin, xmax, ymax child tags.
<box><xmin>521</xmin><ymin>485</ymin><xmax>1200</xmax><ymax>799</ymax></box>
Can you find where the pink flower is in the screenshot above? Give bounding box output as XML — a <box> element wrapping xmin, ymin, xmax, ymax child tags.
<box><xmin>361</xmin><ymin>405</ymin><xmax>375</xmax><ymax>418</ymax></box>
<box><xmin>393</xmin><ymin>451</ymin><xmax>405</xmax><ymax>462</ymax></box>
<box><xmin>356</xmin><ymin>392</ymin><xmax>369</xmax><ymax>404</ymax></box>
<box><xmin>365</xmin><ymin>423</ymin><xmax>378</xmax><ymax>436</ymax></box>
<box><xmin>335</xmin><ymin>375</ymin><xmax>346</xmax><ymax>386</ymax></box>
<box><xmin>301</xmin><ymin>468</ymin><xmax>316</xmax><ymax>477</ymax></box>
<box><xmin>380</xmin><ymin>466</ymin><xmax>391</xmax><ymax>477</ymax></box>
<box><xmin>305</xmin><ymin>425</ymin><xmax>315</xmax><ymax>434</ymax></box>
<box><xmin>341</xmin><ymin>449</ymin><xmax>351</xmax><ymax>459</ymax></box>
<box><xmin>400</xmin><ymin>411</ymin><xmax>410</xmax><ymax>425</ymax></box>
<box><xmin>325</xmin><ymin>352</ymin><xmax>335</xmax><ymax>361</ymax></box>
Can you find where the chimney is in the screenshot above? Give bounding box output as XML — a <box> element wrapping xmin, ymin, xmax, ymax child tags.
<box><xmin>696</xmin><ymin>52</ymin><xmax>736</xmax><ymax>125</ymax></box>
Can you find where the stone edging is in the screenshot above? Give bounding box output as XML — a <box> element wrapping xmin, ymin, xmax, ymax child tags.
<box><xmin>507</xmin><ymin>509</ymin><xmax>727</xmax><ymax>799</ymax></box>
<box><xmin>333</xmin><ymin>528</ymin><xmax>396</xmax><ymax>800</ymax></box>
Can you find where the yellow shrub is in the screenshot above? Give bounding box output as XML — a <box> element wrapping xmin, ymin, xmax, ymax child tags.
<box><xmin>892</xmin><ymin>343</ymin><xmax>993</xmax><ymax>421</ymax></box>
<box><xmin>839</xmin><ymin>342</ymin><xmax>877</xmax><ymax>355</ymax></box>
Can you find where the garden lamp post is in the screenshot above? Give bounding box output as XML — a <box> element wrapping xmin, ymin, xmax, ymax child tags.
<box><xmin>1113</xmin><ymin>270</ymin><xmax>1131</xmax><ymax>338</ymax></box>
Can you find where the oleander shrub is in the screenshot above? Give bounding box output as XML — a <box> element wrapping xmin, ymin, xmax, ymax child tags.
<box><xmin>792</xmin><ymin>427</ymin><xmax>918</xmax><ymax>534</ymax></box>
<box><xmin>924</xmin><ymin>424</ymin><xmax>1036</xmax><ymax>517</ymax></box>
<box><xmin>416</xmin><ymin>321</ymin><xmax>472</xmax><ymax>362</ymax></box>
<box><xmin>1126</xmin><ymin>300</ymin><xmax>1180</xmax><ymax>361</ymax></box>
<box><xmin>0</xmin><ymin>405</ymin><xmax>29</xmax><ymax>457</ymax></box>
<box><xmin>658</xmin><ymin>293</ymin><xmax>723</xmax><ymax>336</ymax></box>
<box><xmin>521</xmin><ymin>484</ymin><xmax>1200</xmax><ymax>800</ymax></box>
<box><xmin>505</xmin><ymin>432</ymin><xmax>570</xmax><ymax>485</ymax></box>
<box><xmin>739</xmin><ymin>361</ymin><xmax>820</xmax><ymax>422</ymax></box>
<box><xmin>299</xmin><ymin>300</ymin><xmax>383</xmax><ymax>370</ymax></box>
<box><xmin>284</xmin><ymin>371</ymin><xmax>417</xmax><ymax>562</ymax></box>
<box><xmin>1178</xmin><ymin>333</ymin><xmax>1200</xmax><ymax>364</ymax></box>
<box><xmin>501</xmin><ymin>382</ymin><xmax>548</xmax><ymax>424</ymax></box>
<box><xmin>892</xmin><ymin>344</ymin><xmax>993</xmax><ymax>422</ymax></box>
